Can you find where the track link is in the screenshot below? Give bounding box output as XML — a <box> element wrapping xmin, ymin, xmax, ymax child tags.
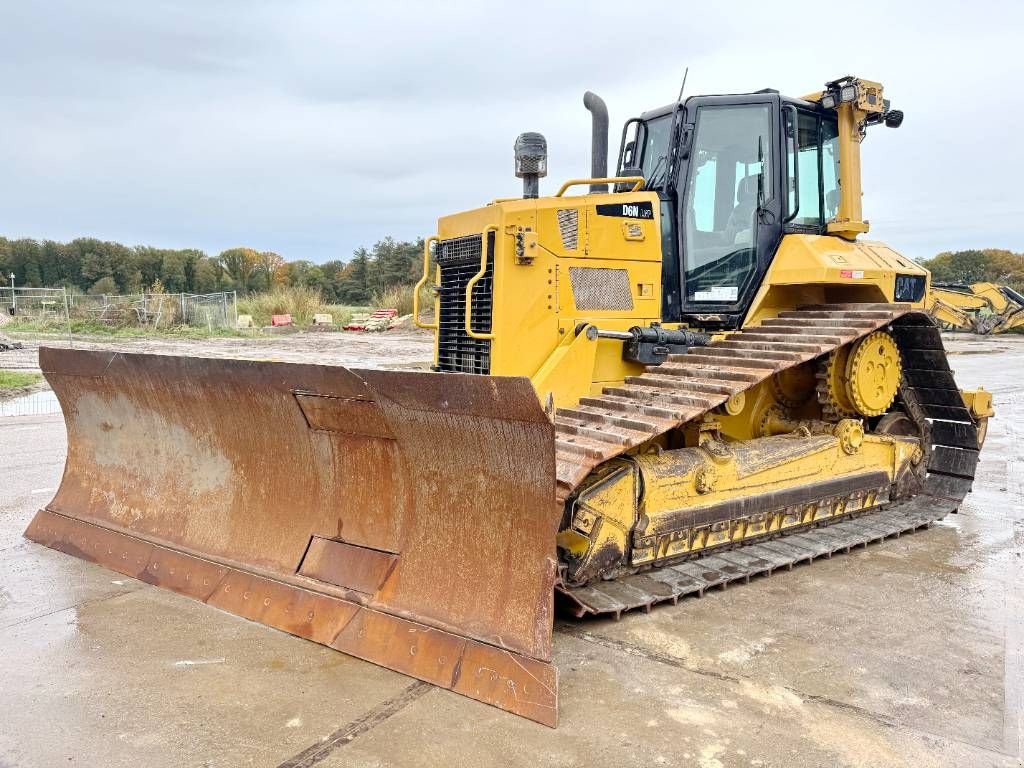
<box><xmin>556</xmin><ymin>308</ymin><xmax>980</xmax><ymax>618</ymax></box>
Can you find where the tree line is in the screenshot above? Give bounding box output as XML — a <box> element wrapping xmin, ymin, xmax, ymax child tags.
<box><xmin>0</xmin><ymin>235</ymin><xmax>425</xmax><ymax>305</ymax></box>
<box><xmin>2</xmin><ymin>235</ymin><xmax>1019</xmax><ymax>303</ymax></box>
<box><xmin>919</xmin><ymin>249</ymin><xmax>1024</xmax><ymax>290</ymax></box>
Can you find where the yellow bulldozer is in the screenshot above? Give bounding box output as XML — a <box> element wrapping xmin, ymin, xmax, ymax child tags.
<box><xmin>927</xmin><ymin>281</ymin><xmax>1024</xmax><ymax>334</ymax></box>
<box><xmin>27</xmin><ymin>75</ymin><xmax>994</xmax><ymax>727</ymax></box>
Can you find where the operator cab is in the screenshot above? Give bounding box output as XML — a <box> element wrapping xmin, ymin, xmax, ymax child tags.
<box><xmin>618</xmin><ymin>90</ymin><xmax>843</xmax><ymax>327</ymax></box>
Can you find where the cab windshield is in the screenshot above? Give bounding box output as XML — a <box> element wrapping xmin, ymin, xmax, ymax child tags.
<box><xmin>682</xmin><ymin>104</ymin><xmax>772</xmax><ymax>304</ymax></box>
<box><xmin>638</xmin><ymin>114</ymin><xmax>673</xmax><ymax>186</ymax></box>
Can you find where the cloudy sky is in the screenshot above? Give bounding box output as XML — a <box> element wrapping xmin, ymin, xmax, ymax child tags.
<box><xmin>1</xmin><ymin>0</ymin><xmax>1021</xmax><ymax>263</ymax></box>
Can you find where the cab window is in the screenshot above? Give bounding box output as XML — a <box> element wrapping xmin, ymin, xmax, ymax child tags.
<box><xmin>786</xmin><ymin>110</ymin><xmax>840</xmax><ymax>228</ymax></box>
<box><xmin>639</xmin><ymin>115</ymin><xmax>672</xmax><ymax>185</ymax></box>
<box><xmin>683</xmin><ymin>104</ymin><xmax>771</xmax><ymax>304</ymax></box>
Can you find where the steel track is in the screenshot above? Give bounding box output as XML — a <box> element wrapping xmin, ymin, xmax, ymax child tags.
<box><xmin>554</xmin><ymin>308</ymin><xmax>980</xmax><ymax>618</ymax></box>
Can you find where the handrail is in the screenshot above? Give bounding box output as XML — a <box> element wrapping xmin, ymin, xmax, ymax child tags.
<box><xmin>555</xmin><ymin>177</ymin><xmax>645</xmax><ymax>196</ymax></box>
<box><xmin>464</xmin><ymin>226</ymin><xmax>498</xmax><ymax>341</ymax></box>
<box><xmin>413</xmin><ymin>235</ymin><xmax>439</xmax><ymax>330</ymax></box>
<box><xmin>783</xmin><ymin>104</ymin><xmax>800</xmax><ymax>224</ymax></box>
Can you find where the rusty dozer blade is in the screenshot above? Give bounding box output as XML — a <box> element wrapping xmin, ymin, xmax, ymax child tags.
<box><xmin>25</xmin><ymin>348</ymin><xmax>561</xmax><ymax>726</ymax></box>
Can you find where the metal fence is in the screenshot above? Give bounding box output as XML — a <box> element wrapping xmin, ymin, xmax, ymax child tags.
<box><xmin>1</xmin><ymin>287</ymin><xmax>236</xmax><ymax>332</ymax></box>
<box><xmin>65</xmin><ymin>291</ymin><xmax>238</xmax><ymax>329</ymax></box>
<box><xmin>0</xmin><ymin>287</ymin><xmax>73</xmax><ymax>355</ymax></box>
<box><xmin>0</xmin><ymin>286</ymin><xmax>70</xmax><ymax>324</ymax></box>
<box><xmin>1</xmin><ymin>288</ymin><xmax>238</xmax><ymax>418</ymax></box>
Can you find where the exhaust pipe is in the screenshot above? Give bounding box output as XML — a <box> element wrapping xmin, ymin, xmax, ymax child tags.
<box><xmin>583</xmin><ymin>91</ymin><xmax>609</xmax><ymax>193</ymax></box>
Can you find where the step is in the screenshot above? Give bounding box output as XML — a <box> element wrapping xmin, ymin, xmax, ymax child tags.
<box><xmin>694</xmin><ymin>346</ymin><xmax>805</xmax><ymax>363</ymax></box>
<box><xmin>738</xmin><ymin>331</ymin><xmax>844</xmax><ymax>345</ymax></box>
<box><xmin>673</xmin><ymin>353</ymin><xmax>780</xmax><ymax>371</ymax></box>
<box><xmin>624</xmin><ymin>374</ymin><xmax>742</xmax><ymax>396</ymax></box>
<box><xmin>579</xmin><ymin>396</ymin><xmax>687</xmax><ymax>421</ymax></box>
<box><xmin>656</xmin><ymin>362</ymin><xmax>761</xmax><ymax>383</ymax></box>
<box><xmin>712</xmin><ymin>339</ymin><xmax>828</xmax><ymax>354</ymax></box>
<box><xmin>602</xmin><ymin>387</ymin><xmax>716</xmax><ymax>412</ymax></box>
<box><xmin>556</xmin><ymin>406</ymin><xmax>669</xmax><ymax>434</ymax></box>
<box><xmin>554</xmin><ymin>419</ymin><xmax>636</xmax><ymax>446</ymax></box>
<box><xmin>760</xmin><ymin>317</ymin><xmax>876</xmax><ymax>330</ymax></box>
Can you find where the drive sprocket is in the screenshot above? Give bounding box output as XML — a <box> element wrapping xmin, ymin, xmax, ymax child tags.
<box><xmin>816</xmin><ymin>346</ymin><xmax>856</xmax><ymax>419</ymax></box>
<box><xmin>846</xmin><ymin>331</ymin><xmax>902</xmax><ymax>417</ymax></box>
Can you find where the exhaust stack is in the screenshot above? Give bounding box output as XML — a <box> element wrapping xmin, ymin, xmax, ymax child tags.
<box><xmin>583</xmin><ymin>91</ymin><xmax>609</xmax><ymax>193</ymax></box>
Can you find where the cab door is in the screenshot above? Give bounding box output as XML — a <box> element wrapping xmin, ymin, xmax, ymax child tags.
<box><xmin>676</xmin><ymin>94</ymin><xmax>784</xmax><ymax>328</ymax></box>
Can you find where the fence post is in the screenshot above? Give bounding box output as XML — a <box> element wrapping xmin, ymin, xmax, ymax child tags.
<box><xmin>62</xmin><ymin>287</ymin><xmax>73</xmax><ymax>348</ymax></box>
<box><xmin>232</xmin><ymin>290</ymin><xmax>238</xmax><ymax>328</ymax></box>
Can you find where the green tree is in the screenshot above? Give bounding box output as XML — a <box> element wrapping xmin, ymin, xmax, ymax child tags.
<box><xmin>9</xmin><ymin>239</ymin><xmax>43</xmax><ymax>287</ymax></box>
<box><xmin>320</xmin><ymin>260</ymin><xmax>347</xmax><ymax>303</ymax></box>
<box><xmin>923</xmin><ymin>250</ymin><xmax>988</xmax><ymax>285</ymax></box>
<box><xmin>194</xmin><ymin>258</ymin><xmax>223</xmax><ymax>294</ymax></box>
<box><xmin>0</xmin><ymin>237</ymin><xmax>10</xmax><ymax>279</ymax></box>
<box><xmin>368</xmin><ymin>237</ymin><xmax>421</xmax><ymax>293</ymax></box>
<box><xmin>259</xmin><ymin>251</ymin><xmax>286</xmax><ymax>288</ymax></box>
<box><xmin>921</xmin><ymin>249</ymin><xmax>1024</xmax><ymax>290</ymax></box>
<box><xmin>159</xmin><ymin>251</ymin><xmax>189</xmax><ymax>293</ymax></box>
<box><xmin>219</xmin><ymin>247</ymin><xmax>261</xmax><ymax>294</ymax></box>
<box><xmin>337</xmin><ymin>248</ymin><xmax>372</xmax><ymax>304</ymax></box>
<box><xmin>89</xmin><ymin>276</ymin><xmax>119</xmax><ymax>295</ymax></box>
<box><xmin>81</xmin><ymin>248</ymin><xmax>115</xmax><ymax>288</ymax></box>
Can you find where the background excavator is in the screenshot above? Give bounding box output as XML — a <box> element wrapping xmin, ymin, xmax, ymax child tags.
<box><xmin>927</xmin><ymin>281</ymin><xmax>1024</xmax><ymax>334</ymax></box>
<box><xmin>27</xmin><ymin>75</ymin><xmax>993</xmax><ymax>727</ymax></box>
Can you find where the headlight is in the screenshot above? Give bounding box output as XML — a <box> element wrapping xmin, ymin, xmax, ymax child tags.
<box><xmin>839</xmin><ymin>84</ymin><xmax>858</xmax><ymax>103</ymax></box>
<box><xmin>821</xmin><ymin>93</ymin><xmax>837</xmax><ymax>110</ymax></box>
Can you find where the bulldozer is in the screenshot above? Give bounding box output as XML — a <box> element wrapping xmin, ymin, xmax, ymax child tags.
<box><xmin>927</xmin><ymin>281</ymin><xmax>1024</xmax><ymax>334</ymax></box>
<box><xmin>26</xmin><ymin>75</ymin><xmax>994</xmax><ymax>727</ymax></box>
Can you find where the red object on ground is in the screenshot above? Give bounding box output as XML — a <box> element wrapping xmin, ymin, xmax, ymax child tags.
<box><xmin>343</xmin><ymin>308</ymin><xmax>399</xmax><ymax>331</ymax></box>
<box><xmin>271</xmin><ymin>314</ymin><xmax>293</xmax><ymax>327</ymax></box>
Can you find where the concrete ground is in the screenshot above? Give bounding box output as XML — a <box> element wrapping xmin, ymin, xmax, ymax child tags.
<box><xmin>1</xmin><ymin>333</ymin><xmax>1021</xmax><ymax>768</ymax></box>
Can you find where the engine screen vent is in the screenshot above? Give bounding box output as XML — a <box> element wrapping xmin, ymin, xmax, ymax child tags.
<box><xmin>569</xmin><ymin>267</ymin><xmax>634</xmax><ymax>311</ymax></box>
<box><xmin>556</xmin><ymin>209</ymin><xmax>579</xmax><ymax>250</ymax></box>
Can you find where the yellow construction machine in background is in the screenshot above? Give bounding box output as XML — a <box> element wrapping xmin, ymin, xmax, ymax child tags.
<box><xmin>27</xmin><ymin>75</ymin><xmax>992</xmax><ymax>727</ymax></box>
<box><xmin>927</xmin><ymin>281</ymin><xmax>1024</xmax><ymax>334</ymax></box>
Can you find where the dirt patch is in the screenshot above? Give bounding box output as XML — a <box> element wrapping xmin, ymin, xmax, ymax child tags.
<box><xmin>3</xmin><ymin>328</ymin><xmax>436</xmax><ymax>372</ymax></box>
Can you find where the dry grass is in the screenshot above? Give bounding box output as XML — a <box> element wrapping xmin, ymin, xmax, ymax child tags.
<box><xmin>236</xmin><ymin>285</ymin><xmax>328</xmax><ymax>327</ymax></box>
<box><xmin>371</xmin><ymin>283</ymin><xmax>432</xmax><ymax>318</ymax></box>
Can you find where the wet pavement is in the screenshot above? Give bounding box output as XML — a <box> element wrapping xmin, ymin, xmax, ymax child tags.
<box><xmin>0</xmin><ymin>333</ymin><xmax>1021</xmax><ymax>767</ymax></box>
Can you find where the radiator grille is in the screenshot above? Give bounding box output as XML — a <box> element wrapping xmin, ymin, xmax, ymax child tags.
<box><xmin>436</xmin><ymin>233</ymin><xmax>493</xmax><ymax>374</ymax></box>
<box><xmin>569</xmin><ymin>267</ymin><xmax>634</xmax><ymax>310</ymax></box>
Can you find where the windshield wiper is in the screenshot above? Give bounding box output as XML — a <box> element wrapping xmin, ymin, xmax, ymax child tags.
<box><xmin>647</xmin><ymin>154</ymin><xmax>668</xmax><ymax>188</ymax></box>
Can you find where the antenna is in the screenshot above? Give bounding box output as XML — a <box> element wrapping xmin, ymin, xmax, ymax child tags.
<box><xmin>664</xmin><ymin>67</ymin><xmax>690</xmax><ymax>189</ymax></box>
<box><xmin>677</xmin><ymin>67</ymin><xmax>689</xmax><ymax>105</ymax></box>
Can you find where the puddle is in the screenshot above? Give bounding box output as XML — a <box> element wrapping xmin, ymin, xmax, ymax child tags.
<box><xmin>0</xmin><ymin>389</ymin><xmax>60</xmax><ymax>417</ymax></box>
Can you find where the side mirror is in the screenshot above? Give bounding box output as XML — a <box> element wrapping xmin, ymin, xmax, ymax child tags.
<box><xmin>622</xmin><ymin>140</ymin><xmax>636</xmax><ymax>167</ymax></box>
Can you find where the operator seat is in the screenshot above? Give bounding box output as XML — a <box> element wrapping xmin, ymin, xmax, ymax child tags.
<box><xmin>725</xmin><ymin>175</ymin><xmax>759</xmax><ymax>245</ymax></box>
